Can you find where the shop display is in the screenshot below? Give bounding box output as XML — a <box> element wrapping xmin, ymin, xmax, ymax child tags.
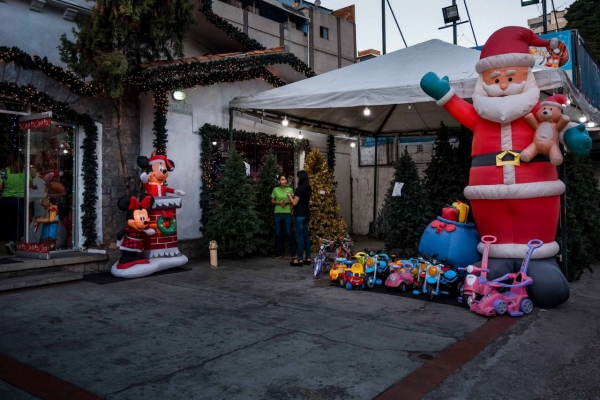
<box><xmin>420</xmin><ymin>26</ymin><xmax>592</xmax><ymax>308</ymax></box>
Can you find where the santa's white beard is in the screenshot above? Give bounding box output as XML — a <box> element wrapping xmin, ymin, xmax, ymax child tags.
<box><xmin>472</xmin><ymin>71</ymin><xmax>540</xmax><ymax>123</ymax></box>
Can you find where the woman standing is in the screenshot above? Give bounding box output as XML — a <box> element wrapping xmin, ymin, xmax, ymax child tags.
<box><xmin>0</xmin><ymin>153</ymin><xmax>27</xmax><ymax>255</ymax></box>
<box><xmin>271</xmin><ymin>174</ymin><xmax>295</xmax><ymax>259</ymax></box>
<box><xmin>287</xmin><ymin>170</ymin><xmax>312</xmax><ymax>266</ymax></box>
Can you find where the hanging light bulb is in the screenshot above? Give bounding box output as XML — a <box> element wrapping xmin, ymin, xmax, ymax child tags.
<box><xmin>587</xmin><ymin>121</ymin><xmax>596</xmax><ymax>128</ymax></box>
<box><xmin>580</xmin><ymin>115</ymin><xmax>587</xmax><ymax>123</ymax></box>
<box><xmin>363</xmin><ymin>107</ymin><xmax>371</xmax><ymax>116</ymax></box>
<box><xmin>408</xmin><ymin>104</ymin><xmax>412</xmax><ymax>110</ymax></box>
<box><xmin>282</xmin><ymin>116</ymin><xmax>289</xmax><ymax>126</ymax></box>
<box><xmin>298</xmin><ymin>131</ymin><xmax>303</xmax><ymax>138</ymax></box>
<box><xmin>212</xmin><ymin>140</ymin><xmax>217</xmax><ymax>146</ymax></box>
<box><xmin>350</xmin><ymin>142</ymin><xmax>356</xmax><ymax>148</ymax></box>
<box><xmin>566</xmin><ymin>98</ymin><xmax>571</xmax><ymax>106</ymax></box>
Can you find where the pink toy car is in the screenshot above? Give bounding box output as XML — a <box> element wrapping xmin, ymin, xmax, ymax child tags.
<box><xmin>470</xmin><ymin>239</ymin><xmax>542</xmax><ymax>317</ymax></box>
<box><xmin>457</xmin><ymin>235</ymin><xmax>496</xmax><ymax>308</ymax></box>
<box><xmin>385</xmin><ymin>259</ymin><xmax>417</xmax><ymax>292</ymax></box>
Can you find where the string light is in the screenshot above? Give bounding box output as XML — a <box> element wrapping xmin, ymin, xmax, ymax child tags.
<box><xmin>566</xmin><ymin>98</ymin><xmax>571</xmax><ymax>106</ymax></box>
<box><xmin>350</xmin><ymin>142</ymin><xmax>356</xmax><ymax>147</ymax></box>
<box><xmin>580</xmin><ymin>115</ymin><xmax>587</xmax><ymax>123</ymax></box>
<box><xmin>282</xmin><ymin>116</ymin><xmax>289</xmax><ymax>126</ymax></box>
<box><xmin>212</xmin><ymin>140</ymin><xmax>217</xmax><ymax>146</ymax></box>
<box><xmin>363</xmin><ymin>107</ymin><xmax>371</xmax><ymax>116</ymax></box>
<box><xmin>298</xmin><ymin>131</ymin><xmax>303</xmax><ymax>138</ymax></box>
<box><xmin>588</xmin><ymin>121</ymin><xmax>596</xmax><ymax>128</ymax></box>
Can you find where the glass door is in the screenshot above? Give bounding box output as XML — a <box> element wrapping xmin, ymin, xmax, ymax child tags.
<box><xmin>25</xmin><ymin>116</ymin><xmax>77</xmax><ymax>252</ymax></box>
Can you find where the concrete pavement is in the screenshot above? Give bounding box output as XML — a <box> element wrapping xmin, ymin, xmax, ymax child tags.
<box><xmin>0</xmin><ymin>249</ymin><xmax>599</xmax><ymax>399</ymax></box>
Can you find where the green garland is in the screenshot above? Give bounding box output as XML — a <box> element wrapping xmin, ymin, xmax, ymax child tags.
<box><xmin>199</xmin><ymin>0</ymin><xmax>266</xmax><ymax>51</ymax></box>
<box><xmin>0</xmin><ymin>82</ymin><xmax>98</xmax><ymax>247</ymax></box>
<box><xmin>133</xmin><ymin>56</ymin><xmax>313</xmax><ymax>93</ymax></box>
<box><xmin>327</xmin><ymin>134</ymin><xmax>335</xmax><ymax>172</ymax></box>
<box><xmin>198</xmin><ymin>123</ymin><xmax>310</xmax><ymax>233</ymax></box>
<box><xmin>0</xmin><ymin>46</ymin><xmax>96</xmax><ymax>96</ymax></box>
<box><xmin>153</xmin><ymin>89</ymin><xmax>169</xmax><ymax>154</ymax></box>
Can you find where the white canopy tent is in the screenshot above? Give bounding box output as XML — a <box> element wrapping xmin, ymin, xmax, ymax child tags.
<box><xmin>230</xmin><ymin>39</ymin><xmax>600</xmax><ymax>136</ymax></box>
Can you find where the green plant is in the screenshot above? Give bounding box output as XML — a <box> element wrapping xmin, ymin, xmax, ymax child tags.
<box><xmin>203</xmin><ymin>149</ymin><xmax>261</xmax><ymax>257</ymax></box>
<box><xmin>380</xmin><ymin>148</ymin><xmax>430</xmax><ymax>256</ymax></box>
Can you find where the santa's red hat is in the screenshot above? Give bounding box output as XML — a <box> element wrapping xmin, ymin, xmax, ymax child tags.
<box><xmin>540</xmin><ymin>94</ymin><xmax>567</xmax><ymax>108</ymax></box>
<box><xmin>476</xmin><ymin>26</ymin><xmax>555</xmax><ymax>74</ymax></box>
<box><xmin>149</xmin><ymin>154</ymin><xmax>174</xmax><ymax>170</ymax></box>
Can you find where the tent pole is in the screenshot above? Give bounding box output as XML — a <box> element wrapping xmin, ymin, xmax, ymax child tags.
<box><xmin>372</xmin><ymin>104</ymin><xmax>397</xmax><ymax>229</ymax></box>
<box><xmin>381</xmin><ymin>0</ymin><xmax>386</xmax><ymax>54</ymax></box>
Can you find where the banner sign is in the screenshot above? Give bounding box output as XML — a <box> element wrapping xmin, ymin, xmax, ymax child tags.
<box><xmin>530</xmin><ymin>31</ymin><xmax>573</xmax><ymax>80</ymax></box>
<box><xmin>19</xmin><ymin>117</ymin><xmax>51</xmax><ymax>130</ymax></box>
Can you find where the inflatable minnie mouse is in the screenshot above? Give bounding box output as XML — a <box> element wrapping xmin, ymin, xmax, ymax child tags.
<box><xmin>137</xmin><ymin>154</ymin><xmax>185</xmax><ymax>197</ymax></box>
<box><xmin>114</xmin><ymin>194</ymin><xmax>156</xmax><ymax>269</ymax></box>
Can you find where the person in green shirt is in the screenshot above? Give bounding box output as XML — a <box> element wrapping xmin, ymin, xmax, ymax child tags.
<box><xmin>270</xmin><ymin>174</ymin><xmax>296</xmax><ymax>259</ymax></box>
<box><xmin>0</xmin><ymin>152</ymin><xmax>27</xmax><ymax>255</ymax></box>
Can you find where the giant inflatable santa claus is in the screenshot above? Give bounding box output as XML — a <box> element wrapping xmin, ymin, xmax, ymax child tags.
<box><xmin>420</xmin><ymin>26</ymin><xmax>592</xmax><ymax>308</ymax></box>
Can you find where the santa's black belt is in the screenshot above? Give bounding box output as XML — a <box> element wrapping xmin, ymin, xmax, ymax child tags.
<box><xmin>471</xmin><ymin>151</ymin><xmax>549</xmax><ymax>167</ymax></box>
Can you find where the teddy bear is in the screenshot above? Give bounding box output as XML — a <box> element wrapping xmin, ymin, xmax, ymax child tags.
<box><xmin>115</xmin><ymin>194</ymin><xmax>156</xmax><ymax>269</ymax></box>
<box><xmin>522</xmin><ymin>94</ymin><xmax>570</xmax><ymax>166</ymax></box>
<box><xmin>137</xmin><ymin>153</ymin><xmax>185</xmax><ymax>197</ymax></box>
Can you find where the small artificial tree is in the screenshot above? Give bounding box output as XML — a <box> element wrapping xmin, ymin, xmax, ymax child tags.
<box><xmin>423</xmin><ymin>122</ymin><xmax>469</xmax><ymax>218</ymax></box>
<box><xmin>303</xmin><ymin>148</ymin><xmax>347</xmax><ymax>251</ymax></box>
<box><xmin>59</xmin><ymin>0</ymin><xmax>195</xmax><ymax>193</ymax></box>
<box><xmin>380</xmin><ymin>148</ymin><xmax>430</xmax><ymax>257</ymax></box>
<box><xmin>253</xmin><ymin>152</ymin><xmax>279</xmax><ymax>255</ymax></box>
<box><xmin>203</xmin><ymin>149</ymin><xmax>261</xmax><ymax>256</ymax></box>
<box><xmin>556</xmin><ymin>152</ymin><xmax>600</xmax><ymax>280</ymax></box>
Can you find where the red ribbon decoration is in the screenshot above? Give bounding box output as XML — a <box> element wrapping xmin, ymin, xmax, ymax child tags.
<box><xmin>430</xmin><ymin>220</ymin><xmax>456</xmax><ymax>234</ymax></box>
<box><xmin>161</xmin><ymin>210</ymin><xmax>174</xmax><ymax>219</ymax></box>
<box><xmin>128</xmin><ymin>196</ymin><xmax>153</xmax><ymax>210</ymax></box>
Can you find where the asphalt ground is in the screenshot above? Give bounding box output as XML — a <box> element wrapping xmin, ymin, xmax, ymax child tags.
<box><xmin>0</xmin><ymin>251</ymin><xmax>599</xmax><ymax>400</ymax></box>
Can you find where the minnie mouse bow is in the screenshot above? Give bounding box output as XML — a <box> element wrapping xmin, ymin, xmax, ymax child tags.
<box><xmin>128</xmin><ymin>196</ymin><xmax>153</xmax><ymax>210</ymax></box>
<box><xmin>431</xmin><ymin>220</ymin><xmax>456</xmax><ymax>234</ymax></box>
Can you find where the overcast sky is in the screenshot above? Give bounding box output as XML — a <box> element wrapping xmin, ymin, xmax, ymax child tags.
<box><xmin>321</xmin><ymin>0</ymin><xmax>577</xmax><ymax>52</ymax></box>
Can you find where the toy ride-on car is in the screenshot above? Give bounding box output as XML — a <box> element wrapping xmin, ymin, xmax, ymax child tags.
<box><xmin>338</xmin><ymin>261</ymin><xmax>366</xmax><ymax>290</ymax></box>
<box><xmin>385</xmin><ymin>258</ymin><xmax>418</xmax><ymax>292</ymax></box>
<box><xmin>330</xmin><ymin>257</ymin><xmax>354</xmax><ymax>281</ymax></box>
<box><xmin>469</xmin><ymin>239</ymin><xmax>541</xmax><ymax>317</ymax></box>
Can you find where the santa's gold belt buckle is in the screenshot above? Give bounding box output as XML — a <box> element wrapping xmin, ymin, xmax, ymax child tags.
<box><xmin>496</xmin><ymin>150</ymin><xmax>521</xmax><ymax>166</ymax></box>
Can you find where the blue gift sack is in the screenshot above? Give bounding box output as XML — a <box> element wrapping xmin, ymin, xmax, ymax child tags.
<box><xmin>418</xmin><ymin>216</ymin><xmax>480</xmax><ymax>268</ymax></box>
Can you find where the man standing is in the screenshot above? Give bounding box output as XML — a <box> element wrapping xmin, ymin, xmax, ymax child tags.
<box><xmin>420</xmin><ymin>26</ymin><xmax>592</xmax><ymax>308</ymax></box>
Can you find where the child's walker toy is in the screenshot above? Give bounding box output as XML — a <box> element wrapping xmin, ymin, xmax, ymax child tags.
<box><xmin>457</xmin><ymin>235</ymin><xmax>497</xmax><ymax>308</ymax></box>
<box><xmin>470</xmin><ymin>239</ymin><xmax>541</xmax><ymax>317</ymax></box>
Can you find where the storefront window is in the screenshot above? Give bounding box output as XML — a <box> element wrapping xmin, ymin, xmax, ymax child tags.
<box><xmin>0</xmin><ymin>99</ymin><xmax>77</xmax><ymax>253</ymax></box>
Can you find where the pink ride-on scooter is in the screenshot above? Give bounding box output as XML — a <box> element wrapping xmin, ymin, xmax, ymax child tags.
<box><xmin>457</xmin><ymin>235</ymin><xmax>497</xmax><ymax>308</ymax></box>
<box><xmin>470</xmin><ymin>239</ymin><xmax>542</xmax><ymax>318</ymax></box>
<box><xmin>385</xmin><ymin>258</ymin><xmax>418</xmax><ymax>292</ymax></box>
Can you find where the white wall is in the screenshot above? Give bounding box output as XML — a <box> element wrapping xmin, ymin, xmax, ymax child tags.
<box><xmin>140</xmin><ymin>80</ymin><xmax>354</xmax><ymax>240</ymax></box>
<box><xmin>0</xmin><ymin>0</ymin><xmax>77</xmax><ymax>66</ymax></box>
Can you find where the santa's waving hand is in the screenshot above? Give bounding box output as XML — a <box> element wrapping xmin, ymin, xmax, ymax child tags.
<box><xmin>420</xmin><ymin>26</ymin><xmax>592</xmax><ymax>308</ymax></box>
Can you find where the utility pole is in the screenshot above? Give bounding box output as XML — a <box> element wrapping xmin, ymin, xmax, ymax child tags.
<box><xmin>542</xmin><ymin>0</ymin><xmax>547</xmax><ymax>34</ymax></box>
<box><xmin>452</xmin><ymin>0</ymin><xmax>457</xmax><ymax>45</ymax></box>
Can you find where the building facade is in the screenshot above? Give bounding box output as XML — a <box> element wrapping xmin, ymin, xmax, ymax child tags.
<box><xmin>0</xmin><ymin>0</ymin><xmax>357</xmax><ymax>264</ymax></box>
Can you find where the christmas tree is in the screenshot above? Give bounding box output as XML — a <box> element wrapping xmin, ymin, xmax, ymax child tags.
<box><xmin>423</xmin><ymin>122</ymin><xmax>469</xmax><ymax>218</ymax></box>
<box><xmin>253</xmin><ymin>152</ymin><xmax>279</xmax><ymax>255</ymax></box>
<box><xmin>556</xmin><ymin>152</ymin><xmax>600</xmax><ymax>280</ymax></box>
<box><xmin>203</xmin><ymin>149</ymin><xmax>261</xmax><ymax>256</ymax></box>
<box><xmin>303</xmin><ymin>148</ymin><xmax>347</xmax><ymax>251</ymax></box>
<box><xmin>380</xmin><ymin>148</ymin><xmax>430</xmax><ymax>256</ymax></box>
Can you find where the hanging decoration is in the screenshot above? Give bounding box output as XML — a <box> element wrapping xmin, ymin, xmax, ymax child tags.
<box><xmin>0</xmin><ymin>82</ymin><xmax>99</xmax><ymax>247</ymax></box>
<box><xmin>198</xmin><ymin>123</ymin><xmax>310</xmax><ymax>233</ymax></box>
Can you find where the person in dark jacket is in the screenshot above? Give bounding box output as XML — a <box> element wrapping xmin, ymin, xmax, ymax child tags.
<box><xmin>287</xmin><ymin>170</ymin><xmax>312</xmax><ymax>266</ymax></box>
